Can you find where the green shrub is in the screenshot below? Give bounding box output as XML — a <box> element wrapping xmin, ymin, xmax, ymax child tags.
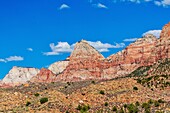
<box><xmin>104</xmin><ymin>102</ymin><xmax>108</xmax><ymax>106</ymax></box>
<box><xmin>145</xmin><ymin>109</ymin><xmax>151</xmax><ymax>113</ymax></box>
<box><xmin>154</xmin><ymin>101</ymin><xmax>160</xmax><ymax>107</ymax></box>
<box><xmin>124</xmin><ymin>104</ymin><xmax>127</xmax><ymax>108</ymax></box>
<box><xmin>77</xmin><ymin>105</ymin><xmax>90</xmax><ymax>113</ymax></box>
<box><xmin>26</xmin><ymin>101</ymin><xmax>31</xmax><ymax>106</ymax></box>
<box><xmin>135</xmin><ymin>101</ymin><xmax>140</xmax><ymax>106</ymax></box>
<box><xmin>119</xmin><ymin>108</ymin><xmax>125</xmax><ymax>113</ymax></box>
<box><xmin>112</xmin><ymin>106</ymin><xmax>117</xmax><ymax>111</ymax></box>
<box><xmin>142</xmin><ymin>103</ymin><xmax>150</xmax><ymax>109</ymax></box>
<box><xmin>99</xmin><ymin>90</ymin><xmax>105</xmax><ymax>95</ymax></box>
<box><xmin>77</xmin><ymin>105</ymin><xmax>82</xmax><ymax>110</ymax></box>
<box><xmin>127</xmin><ymin>103</ymin><xmax>139</xmax><ymax>113</ymax></box>
<box><xmin>148</xmin><ymin>99</ymin><xmax>154</xmax><ymax>104</ymax></box>
<box><xmin>34</xmin><ymin>93</ymin><xmax>40</xmax><ymax>97</ymax></box>
<box><xmin>133</xmin><ymin>86</ymin><xmax>138</xmax><ymax>90</ymax></box>
<box><xmin>81</xmin><ymin>105</ymin><xmax>90</xmax><ymax>112</ymax></box>
<box><xmin>40</xmin><ymin>97</ymin><xmax>48</xmax><ymax>104</ymax></box>
<box><xmin>91</xmin><ymin>81</ymin><xmax>95</xmax><ymax>84</ymax></box>
<box><xmin>158</xmin><ymin>99</ymin><xmax>164</xmax><ymax>103</ymax></box>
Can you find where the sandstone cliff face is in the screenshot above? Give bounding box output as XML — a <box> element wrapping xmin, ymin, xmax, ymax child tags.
<box><xmin>1</xmin><ymin>66</ymin><xmax>39</xmax><ymax>86</ymax></box>
<box><xmin>1</xmin><ymin>22</ymin><xmax>170</xmax><ymax>84</ymax></box>
<box><xmin>56</xmin><ymin>29</ymin><xmax>170</xmax><ymax>81</ymax></box>
<box><xmin>48</xmin><ymin>61</ymin><xmax>69</xmax><ymax>75</ymax></box>
<box><xmin>107</xmin><ymin>34</ymin><xmax>157</xmax><ymax>65</ymax></box>
<box><xmin>150</xmin><ymin>22</ymin><xmax>170</xmax><ymax>61</ymax></box>
<box><xmin>102</xmin><ymin>34</ymin><xmax>158</xmax><ymax>79</ymax></box>
<box><xmin>31</xmin><ymin>68</ymin><xmax>57</xmax><ymax>83</ymax></box>
<box><xmin>57</xmin><ymin>40</ymin><xmax>105</xmax><ymax>81</ymax></box>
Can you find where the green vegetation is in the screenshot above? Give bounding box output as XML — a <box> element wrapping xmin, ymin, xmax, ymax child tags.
<box><xmin>77</xmin><ymin>104</ymin><xmax>90</xmax><ymax>113</ymax></box>
<box><xmin>91</xmin><ymin>81</ymin><xmax>95</xmax><ymax>84</ymax></box>
<box><xmin>133</xmin><ymin>86</ymin><xmax>138</xmax><ymax>90</ymax></box>
<box><xmin>34</xmin><ymin>93</ymin><xmax>40</xmax><ymax>97</ymax></box>
<box><xmin>127</xmin><ymin>103</ymin><xmax>139</xmax><ymax>113</ymax></box>
<box><xmin>26</xmin><ymin>101</ymin><xmax>31</xmax><ymax>106</ymax></box>
<box><xmin>112</xmin><ymin>106</ymin><xmax>117</xmax><ymax>111</ymax></box>
<box><xmin>154</xmin><ymin>101</ymin><xmax>160</xmax><ymax>107</ymax></box>
<box><xmin>104</xmin><ymin>102</ymin><xmax>108</xmax><ymax>106</ymax></box>
<box><xmin>148</xmin><ymin>99</ymin><xmax>154</xmax><ymax>104</ymax></box>
<box><xmin>66</xmin><ymin>111</ymin><xmax>69</xmax><ymax>113</ymax></box>
<box><xmin>129</xmin><ymin>66</ymin><xmax>151</xmax><ymax>77</ymax></box>
<box><xmin>99</xmin><ymin>90</ymin><xmax>105</xmax><ymax>95</ymax></box>
<box><xmin>158</xmin><ymin>99</ymin><xmax>165</xmax><ymax>103</ymax></box>
<box><xmin>135</xmin><ymin>101</ymin><xmax>140</xmax><ymax>106</ymax></box>
<box><xmin>40</xmin><ymin>97</ymin><xmax>48</xmax><ymax>104</ymax></box>
<box><xmin>119</xmin><ymin>108</ymin><xmax>124</xmax><ymax>113</ymax></box>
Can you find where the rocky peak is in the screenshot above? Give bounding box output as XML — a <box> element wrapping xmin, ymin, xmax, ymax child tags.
<box><xmin>70</xmin><ymin>40</ymin><xmax>104</xmax><ymax>61</ymax></box>
<box><xmin>160</xmin><ymin>22</ymin><xmax>170</xmax><ymax>39</ymax></box>
<box><xmin>1</xmin><ymin>66</ymin><xmax>40</xmax><ymax>86</ymax></box>
<box><xmin>129</xmin><ymin>34</ymin><xmax>157</xmax><ymax>46</ymax></box>
<box><xmin>31</xmin><ymin>68</ymin><xmax>57</xmax><ymax>83</ymax></box>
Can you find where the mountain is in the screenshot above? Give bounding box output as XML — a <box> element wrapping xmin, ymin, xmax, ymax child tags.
<box><xmin>1</xmin><ymin>22</ymin><xmax>170</xmax><ymax>85</ymax></box>
<box><xmin>56</xmin><ymin>40</ymin><xmax>105</xmax><ymax>81</ymax></box>
<box><xmin>102</xmin><ymin>34</ymin><xmax>157</xmax><ymax>79</ymax></box>
<box><xmin>30</xmin><ymin>68</ymin><xmax>57</xmax><ymax>83</ymax></box>
<box><xmin>0</xmin><ymin>66</ymin><xmax>39</xmax><ymax>87</ymax></box>
<box><xmin>56</xmin><ymin>22</ymin><xmax>170</xmax><ymax>81</ymax></box>
<box><xmin>0</xmin><ymin>22</ymin><xmax>170</xmax><ymax>112</ymax></box>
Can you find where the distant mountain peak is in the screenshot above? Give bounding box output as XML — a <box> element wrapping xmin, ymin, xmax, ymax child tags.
<box><xmin>70</xmin><ymin>39</ymin><xmax>104</xmax><ymax>60</ymax></box>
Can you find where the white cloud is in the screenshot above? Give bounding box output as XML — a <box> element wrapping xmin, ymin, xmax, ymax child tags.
<box><xmin>123</xmin><ymin>38</ymin><xmax>138</xmax><ymax>42</ymax></box>
<box><xmin>0</xmin><ymin>56</ymin><xmax>24</xmax><ymax>63</ymax></box>
<box><xmin>154</xmin><ymin>0</ymin><xmax>170</xmax><ymax>7</ymax></box>
<box><xmin>87</xmin><ymin>41</ymin><xmax>125</xmax><ymax>52</ymax></box>
<box><xmin>93</xmin><ymin>3</ymin><xmax>108</xmax><ymax>9</ymax></box>
<box><xmin>43</xmin><ymin>42</ymin><xmax>73</xmax><ymax>56</ymax></box>
<box><xmin>44</xmin><ymin>40</ymin><xmax>125</xmax><ymax>55</ymax></box>
<box><xmin>112</xmin><ymin>0</ymin><xmax>170</xmax><ymax>7</ymax></box>
<box><xmin>27</xmin><ymin>48</ymin><xmax>33</xmax><ymax>52</ymax></box>
<box><xmin>6</xmin><ymin>56</ymin><xmax>24</xmax><ymax>62</ymax></box>
<box><xmin>0</xmin><ymin>59</ymin><xmax>6</xmax><ymax>63</ymax></box>
<box><xmin>142</xmin><ymin>30</ymin><xmax>162</xmax><ymax>38</ymax></box>
<box><xmin>154</xmin><ymin>1</ymin><xmax>162</xmax><ymax>6</ymax></box>
<box><xmin>59</xmin><ymin>4</ymin><xmax>70</xmax><ymax>10</ymax></box>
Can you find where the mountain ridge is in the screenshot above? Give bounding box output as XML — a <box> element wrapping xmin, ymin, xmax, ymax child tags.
<box><xmin>0</xmin><ymin>22</ymin><xmax>170</xmax><ymax>86</ymax></box>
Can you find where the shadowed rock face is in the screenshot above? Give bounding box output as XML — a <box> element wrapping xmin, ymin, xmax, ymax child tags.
<box><xmin>31</xmin><ymin>68</ymin><xmax>57</xmax><ymax>83</ymax></box>
<box><xmin>0</xmin><ymin>66</ymin><xmax>39</xmax><ymax>87</ymax></box>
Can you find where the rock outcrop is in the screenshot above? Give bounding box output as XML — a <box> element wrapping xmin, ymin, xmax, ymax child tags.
<box><xmin>31</xmin><ymin>68</ymin><xmax>57</xmax><ymax>83</ymax></box>
<box><xmin>0</xmin><ymin>66</ymin><xmax>39</xmax><ymax>87</ymax></box>
<box><xmin>102</xmin><ymin>34</ymin><xmax>158</xmax><ymax>79</ymax></box>
<box><xmin>1</xmin><ymin>22</ymin><xmax>170</xmax><ymax>84</ymax></box>
<box><xmin>56</xmin><ymin>22</ymin><xmax>170</xmax><ymax>81</ymax></box>
<box><xmin>150</xmin><ymin>22</ymin><xmax>170</xmax><ymax>62</ymax></box>
<box><xmin>57</xmin><ymin>40</ymin><xmax>105</xmax><ymax>81</ymax></box>
<box><xmin>48</xmin><ymin>61</ymin><xmax>69</xmax><ymax>75</ymax></box>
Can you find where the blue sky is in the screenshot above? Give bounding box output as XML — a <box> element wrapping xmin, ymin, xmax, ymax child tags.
<box><xmin>0</xmin><ymin>0</ymin><xmax>170</xmax><ymax>79</ymax></box>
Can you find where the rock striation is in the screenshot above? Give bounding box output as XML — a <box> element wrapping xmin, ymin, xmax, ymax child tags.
<box><xmin>31</xmin><ymin>68</ymin><xmax>57</xmax><ymax>83</ymax></box>
<box><xmin>1</xmin><ymin>22</ymin><xmax>170</xmax><ymax>84</ymax></box>
<box><xmin>56</xmin><ymin>22</ymin><xmax>170</xmax><ymax>81</ymax></box>
<box><xmin>57</xmin><ymin>40</ymin><xmax>105</xmax><ymax>81</ymax></box>
<box><xmin>0</xmin><ymin>66</ymin><xmax>39</xmax><ymax>87</ymax></box>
